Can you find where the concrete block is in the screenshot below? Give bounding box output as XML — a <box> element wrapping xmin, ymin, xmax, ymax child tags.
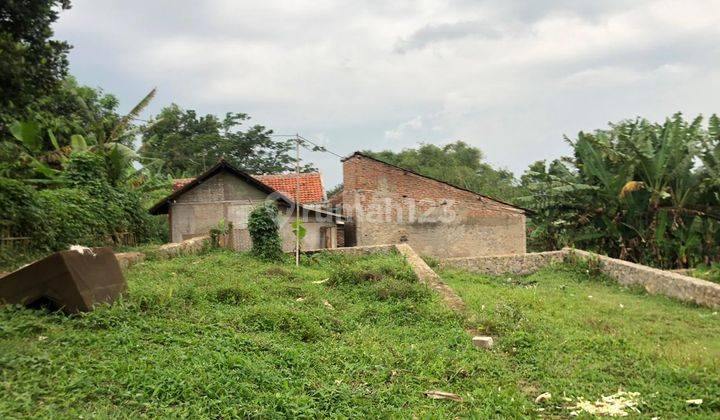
<box><xmin>0</xmin><ymin>247</ymin><xmax>126</xmax><ymax>313</ymax></box>
<box><xmin>472</xmin><ymin>336</ymin><xmax>494</xmax><ymax>349</ymax></box>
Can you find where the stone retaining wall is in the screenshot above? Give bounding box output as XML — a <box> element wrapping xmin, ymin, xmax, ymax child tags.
<box><xmin>440</xmin><ymin>250</ymin><xmax>566</xmax><ymax>276</ymax></box>
<box><xmin>311</xmin><ymin>244</ymin><xmax>397</xmax><ymax>256</ymax></box>
<box><xmin>114</xmin><ymin>252</ymin><xmax>145</xmax><ymax>270</ymax></box>
<box><xmin>114</xmin><ymin>236</ymin><xmax>210</xmax><ymax>271</ymax></box>
<box><xmin>567</xmin><ymin>249</ymin><xmax>720</xmax><ymax>309</ymax></box>
<box><xmin>155</xmin><ymin>236</ymin><xmax>210</xmax><ymax>259</ymax></box>
<box><xmin>440</xmin><ymin>248</ymin><xmax>720</xmax><ymax>309</ymax></box>
<box><xmin>394</xmin><ymin>243</ymin><xmax>468</xmax><ymax>315</ymax></box>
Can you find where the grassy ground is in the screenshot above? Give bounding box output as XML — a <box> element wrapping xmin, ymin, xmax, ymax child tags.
<box><xmin>691</xmin><ymin>263</ymin><xmax>720</xmax><ymax>284</ymax></box>
<box><xmin>441</xmin><ymin>263</ymin><xmax>720</xmax><ymax>418</ymax></box>
<box><xmin>0</xmin><ymin>249</ymin><xmax>526</xmax><ymax>418</ymax></box>
<box><xmin>1</xmin><ymin>250</ymin><xmax>718</xmax><ymax>417</ymax></box>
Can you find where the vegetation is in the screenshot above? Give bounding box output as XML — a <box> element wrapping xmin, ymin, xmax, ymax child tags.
<box><xmin>0</xmin><ymin>0</ymin><xmax>71</xmax><ymax>131</ymax></box>
<box><xmin>0</xmin><ymin>153</ymin><xmax>152</xmax><ymax>253</ymax></box>
<box><xmin>0</xmin><ymin>1</ymin><xmax>298</xmax><ymax>263</ymax></box>
<box><xmin>365</xmin><ymin>141</ymin><xmax>520</xmax><ymax>202</ymax></box>
<box><xmin>440</xmin><ymin>264</ymin><xmax>720</xmax><ymax>418</ymax></box>
<box><xmin>139</xmin><ymin>104</ymin><xmax>316</xmax><ymax>176</ymax></box>
<box><xmin>1</xmin><ymin>251</ymin><xmax>717</xmax><ymax>417</ymax></box>
<box><xmin>519</xmin><ymin>114</ymin><xmax>720</xmax><ymax>269</ymax></box>
<box><xmin>691</xmin><ymin>263</ymin><xmax>720</xmax><ymax>284</ymax></box>
<box><xmin>248</xmin><ymin>203</ymin><xmax>283</xmax><ymax>261</ymax></box>
<box><xmin>209</xmin><ymin>218</ymin><xmax>232</xmax><ymax>248</ymax></box>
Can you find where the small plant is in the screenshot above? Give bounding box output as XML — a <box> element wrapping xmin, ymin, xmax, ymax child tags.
<box><xmin>209</xmin><ymin>218</ymin><xmax>231</xmax><ymax>248</ymax></box>
<box><xmin>421</xmin><ymin>254</ymin><xmax>440</xmax><ymax>269</ymax></box>
<box><xmin>564</xmin><ymin>249</ymin><xmax>603</xmax><ymax>278</ymax></box>
<box><xmin>248</xmin><ymin>202</ymin><xmax>283</xmax><ymax>261</ymax></box>
<box><xmin>290</xmin><ymin>219</ymin><xmax>306</xmax><ymax>249</ymax></box>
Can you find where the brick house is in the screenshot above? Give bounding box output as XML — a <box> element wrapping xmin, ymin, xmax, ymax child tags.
<box><xmin>150</xmin><ymin>160</ymin><xmax>342</xmax><ymax>251</ymax></box>
<box><xmin>336</xmin><ymin>152</ymin><xmax>527</xmax><ymax>258</ymax></box>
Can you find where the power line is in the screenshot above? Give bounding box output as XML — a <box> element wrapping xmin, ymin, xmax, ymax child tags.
<box><xmin>297</xmin><ymin>134</ymin><xmax>345</xmax><ymax>159</ymax></box>
<box><xmin>270</xmin><ymin>133</ymin><xmax>346</xmax><ymax>160</ymax></box>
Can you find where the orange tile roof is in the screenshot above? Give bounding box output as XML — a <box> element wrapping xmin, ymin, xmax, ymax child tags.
<box><xmin>172</xmin><ymin>178</ymin><xmax>195</xmax><ymax>192</ymax></box>
<box><xmin>254</xmin><ymin>172</ymin><xmax>325</xmax><ymax>204</ymax></box>
<box><xmin>172</xmin><ymin>172</ymin><xmax>326</xmax><ymax>204</ymax></box>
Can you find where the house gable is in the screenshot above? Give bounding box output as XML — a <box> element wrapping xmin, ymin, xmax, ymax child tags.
<box><xmin>340</xmin><ymin>151</ymin><xmax>527</xmax><ymax>257</ymax></box>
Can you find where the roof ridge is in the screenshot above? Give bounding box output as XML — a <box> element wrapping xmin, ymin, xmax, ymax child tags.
<box><xmin>343</xmin><ymin>151</ymin><xmax>530</xmax><ymax>214</ymax></box>
<box><xmin>254</xmin><ymin>172</ymin><xmax>321</xmax><ymax>177</ymax></box>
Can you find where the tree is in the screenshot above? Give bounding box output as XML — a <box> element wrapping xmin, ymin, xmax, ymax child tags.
<box><xmin>1</xmin><ymin>83</ymin><xmax>158</xmax><ymax>186</ymax></box>
<box><xmin>0</xmin><ymin>0</ymin><xmax>72</xmax><ymax>130</ymax></box>
<box><xmin>364</xmin><ymin>141</ymin><xmax>520</xmax><ymax>202</ymax></box>
<box><xmin>140</xmin><ymin>105</ymin><xmax>316</xmax><ymax>176</ymax></box>
<box><xmin>519</xmin><ymin>113</ymin><xmax>720</xmax><ymax>268</ymax></box>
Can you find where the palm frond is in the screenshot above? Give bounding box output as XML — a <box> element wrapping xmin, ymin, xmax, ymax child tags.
<box><xmin>108</xmin><ymin>87</ymin><xmax>157</xmax><ymax>142</ymax></box>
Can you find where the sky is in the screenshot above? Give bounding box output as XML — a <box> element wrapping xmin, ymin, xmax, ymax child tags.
<box><xmin>54</xmin><ymin>0</ymin><xmax>720</xmax><ymax>187</ymax></box>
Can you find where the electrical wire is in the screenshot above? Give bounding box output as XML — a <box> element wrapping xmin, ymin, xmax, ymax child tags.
<box><xmin>270</xmin><ymin>133</ymin><xmax>346</xmax><ymax>160</ymax></box>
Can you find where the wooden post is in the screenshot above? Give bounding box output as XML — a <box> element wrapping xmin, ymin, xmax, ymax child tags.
<box><xmin>295</xmin><ymin>134</ymin><xmax>300</xmax><ymax>266</ymax></box>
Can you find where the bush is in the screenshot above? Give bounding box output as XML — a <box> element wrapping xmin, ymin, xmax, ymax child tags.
<box><xmin>248</xmin><ymin>203</ymin><xmax>283</xmax><ymax>261</ymax></box>
<box><xmin>36</xmin><ymin>188</ymin><xmax>106</xmax><ymax>248</ymax></box>
<box><xmin>329</xmin><ymin>256</ymin><xmax>417</xmax><ymax>287</ymax></box>
<box><xmin>0</xmin><ymin>152</ymin><xmax>156</xmax><ymax>252</ymax></box>
<box><xmin>0</xmin><ymin>178</ymin><xmax>43</xmax><ymax>236</ymax></box>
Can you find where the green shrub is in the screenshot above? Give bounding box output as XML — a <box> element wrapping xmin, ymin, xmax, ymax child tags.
<box><xmin>329</xmin><ymin>256</ymin><xmax>417</xmax><ymax>287</ymax></box>
<box><xmin>36</xmin><ymin>188</ymin><xmax>106</xmax><ymax>248</ymax></box>
<box><xmin>0</xmin><ymin>152</ymin><xmax>155</xmax><ymax>252</ymax></box>
<box><xmin>373</xmin><ymin>277</ymin><xmax>431</xmax><ymax>301</ymax></box>
<box><xmin>248</xmin><ymin>203</ymin><xmax>283</xmax><ymax>261</ymax></box>
<box><xmin>0</xmin><ymin>178</ymin><xmax>42</xmax><ymax>236</ymax></box>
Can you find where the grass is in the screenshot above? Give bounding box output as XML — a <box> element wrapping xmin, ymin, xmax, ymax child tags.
<box><xmin>691</xmin><ymin>263</ymin><xmax>720</xmax><ymax>284</ymax></box>
<box><xmin>0</xmin><ymin>249</ymin><xmax>527</xmax><ymax>418</ymax></box>
<box><xmin>441</xmin><ymin>262</ymin><xmax>720</xmax><ymax>418</ymax></box>
<box><xmin>1</xmin><ymin>250</ymin><xmax>718</xmax><ymax>417</ymax></box>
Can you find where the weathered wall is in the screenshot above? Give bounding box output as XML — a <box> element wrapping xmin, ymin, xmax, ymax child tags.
<box><xmin>170</xmin><ymin>172</ymin><xmax>337</xmax><ymax>251</ymax></box>
<box><xmin>341</xmin><ymin>154</ymin><xmax>526</xmax><ymax>258</ymax></box>
<box><xmin>440</xmin><ymin>248</ymin><xmax>720</xmax><ymax>309</ymax></box>
<box><xmin>568</xmin><ymin>249</ymin><xmax>720</xmax><ymax>309</ymax></box>
<box><xmin>441</xmin><ymin>250</ymin><xmax>566</xmax><ymax>275</ymax></box>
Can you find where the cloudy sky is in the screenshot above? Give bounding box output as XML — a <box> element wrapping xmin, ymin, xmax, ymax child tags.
<box><xmin>54</xmin><ymin>0</ymin><xmax>720</xmax><ymax>187</ymax></box>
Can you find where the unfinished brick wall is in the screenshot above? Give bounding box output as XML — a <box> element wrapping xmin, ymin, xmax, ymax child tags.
<box><xmin>341</xmin><ymin>154</ymin><xmax>526</xmax><ymax>258</ymax></box>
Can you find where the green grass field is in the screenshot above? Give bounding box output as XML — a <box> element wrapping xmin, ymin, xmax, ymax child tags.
<box><xmin>0</xmin><ymin>250</ymin><xmax>718</xmax><ymax>418</ymax></box>
<box><xmin>441</xmin><ymin>263</ymin><xmax>720</xmax><ymax>418</ymax></box>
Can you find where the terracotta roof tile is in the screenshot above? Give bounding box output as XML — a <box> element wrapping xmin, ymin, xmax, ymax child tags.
<box><xmin>254</xmin><ymin>172</ymin><xmax>325</xmax><ymax>204</ymax></box>
<box><xmin>172</xmin><ymin>172</ymin><xmax>326</xmax><ymax>204</ymax></box>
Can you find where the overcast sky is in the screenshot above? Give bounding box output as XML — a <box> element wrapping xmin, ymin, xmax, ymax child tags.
<box><xmin>54</xmin><ymin>0</ymin><xmax>720</xmax><ymax>187</ymax></box>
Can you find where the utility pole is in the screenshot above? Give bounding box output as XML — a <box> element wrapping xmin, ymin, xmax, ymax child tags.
<box><xmin>295</xmin><ymin>134</ymin><xmax>300</xmax><ymax>266</ymax></box>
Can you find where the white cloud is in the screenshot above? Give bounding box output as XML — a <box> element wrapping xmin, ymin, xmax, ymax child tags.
<box><xmin>385</xmin><ymin>116</ymin><xmax>425</xmax><ymax>141</ymax></box>
<box><xmin>54</xmin><ymin>0</ymin><xmax>720</xmax><ymax>185</ymax></box>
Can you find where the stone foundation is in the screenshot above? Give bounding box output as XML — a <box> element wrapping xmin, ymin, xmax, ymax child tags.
<box><xmin>114</xmin><ymin>252</ymin><xmax>145</xmax><ymax>270</ymax></box>
<box><xmin>567</xmin><ymin>249</ymin><xmax>720</xmax><ymax>309</ymax></box>
<box><xmin>440</xmin><ymin>250</ymin><xmax>566</xmax><ymax>276</ymax></box>
<box><xmin>113</xmin><ymin>236</ymin><xmax>210</xmax><ymax>271</ymax></box>
<box><xmin>440</xmin><ymin>248</ymin><xmax>720</xmax><ymax>309</ymax></box>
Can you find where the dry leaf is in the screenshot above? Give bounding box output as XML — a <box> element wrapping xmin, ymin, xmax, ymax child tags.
<box><xmin>312</xmin><ymin>278</ymin><xmax>329</xmax><ymax>284</ymax></box>
<box><xmin>323</xmin><ymin>300</ymin><xmax>335</xmax><ymax>310</ymax></box>
<box><xmin>535</xmin><ymin>392</ymin><xmax>552</xmax><ymax>403</ymax></box>
<box><xmin>567</xmin><ymin>390</ymin><xmax>642</xmax><ymax>417</ymax></box>
<box><xmin>424</xmin><ymin>390</ymin><xmax>463</xmax><ymax>402</ymax></box>
<box><xmin>686</xmin><ymin>399</ymin><xmax>703</xmax><ymax>406</ymax></box>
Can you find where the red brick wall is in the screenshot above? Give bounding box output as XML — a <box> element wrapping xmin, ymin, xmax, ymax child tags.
<box><xmin>341</xmin><ymin>154</ymin><xmax>526</xmax><ymax>257</ymax></box>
